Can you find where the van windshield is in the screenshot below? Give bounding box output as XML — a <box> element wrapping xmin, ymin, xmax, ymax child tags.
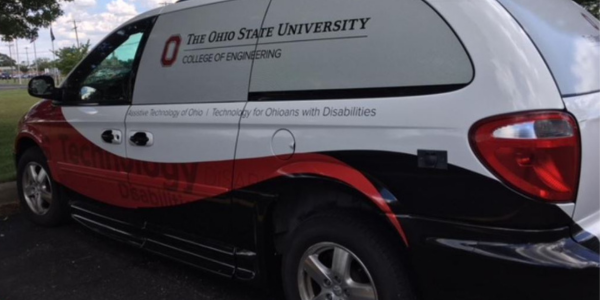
<box><xmin>499</xmin><ymin>0</ymin><xmax>600</xmax><ymax>96</ymax></box>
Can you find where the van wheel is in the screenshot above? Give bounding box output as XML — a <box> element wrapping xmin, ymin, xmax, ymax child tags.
<box><xmin>16</xmin><ymin>147</ymin><xmax>68</xmax><ymax>226</ymax></box>
<box><xmin>282</xmin><ymin>211</ymin><xmax>416</xmax><ymax>300</ymax></box>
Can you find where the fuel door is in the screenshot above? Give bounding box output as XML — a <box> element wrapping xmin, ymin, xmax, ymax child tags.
<box><xmin>271</xmin><ymin>129</ymin><xmax>295</xmax><ymax>160</ymax></box>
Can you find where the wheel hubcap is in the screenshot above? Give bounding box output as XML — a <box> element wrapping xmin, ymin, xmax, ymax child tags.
<box><xmin>22</xmin><ymin>162</ymin><xmax>52</xmax><ymax>216</ymax></box>
<box><xmin>298</xmin><ymin>242</ymin><xmax>378</xmax><ymax>300</ymax></box>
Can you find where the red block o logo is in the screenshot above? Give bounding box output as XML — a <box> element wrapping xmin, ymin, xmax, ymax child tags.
<box><xmin>161</xmin><ymin>35</ymin><xmax>181</xmax><ymax>67</ymax></box>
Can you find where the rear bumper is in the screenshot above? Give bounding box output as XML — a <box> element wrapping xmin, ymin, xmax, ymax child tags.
<box><xmin>399</xmin><ymin>215</ymin><xmax>599</xmax><ymax>300</ymax></box>
<box><xmin>573</xmin><ymin>211</ymin><xmax>600</xmax><ymax>253</ymax></box>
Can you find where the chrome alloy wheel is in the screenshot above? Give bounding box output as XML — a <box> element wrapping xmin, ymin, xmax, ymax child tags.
<box><xmin>298</xmin><ymin>242</ymin><xmax>378</xmax><ymax>300</ymax></box>
<box><xmin>22</xmin><ymin>162</ymin><xmax>53</xmax><ymax>215</ymax></box>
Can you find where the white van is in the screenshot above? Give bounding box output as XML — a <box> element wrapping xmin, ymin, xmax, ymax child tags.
<box><xmin>18</xmin><ymin>0</ymin><xmax>600</xmax><ymax>299</ymax></box>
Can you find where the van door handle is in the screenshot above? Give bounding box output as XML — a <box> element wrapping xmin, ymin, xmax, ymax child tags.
<box><xmin>101</xmin><ymin>129</ymin><xmax>122</xmax><ymax>144</ymax></box>
<box><xmin>129</xmin><ymin>131</ymin><xmax>153</xmax><ymax>146</ymax></box>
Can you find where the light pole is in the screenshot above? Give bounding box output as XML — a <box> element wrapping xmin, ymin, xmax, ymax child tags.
<box><xmin>6</xmin><ymin>43</ymin><xmax>14</xmax><ymax>78</ymax></box>
<box><xmin>15</xmin><ymin>39</ymin><xmax>21</xmax><ymax>84</ymax></box>
<box><xmin>33</xmin><ymin>41</ymin><xmax>39</xmax><ymax>74</ymax></box>
<box><xmin>24</xmin><ymin>46</ymin><xmax>30</xmax><ymax>76</ymax></box>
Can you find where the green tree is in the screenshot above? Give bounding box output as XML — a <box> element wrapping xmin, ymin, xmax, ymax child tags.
<box><xmin>53</xmin><ymin>41</ymin><xmax>91</xmax><ymax>75</ymax></box>
<box><xmin>575</xmin><ymin>0</ymin><xmax>599</xmax><ymax>19</ymax></box>
<box><xmin>19</xmin><ymin>65</ymin><xmax>29</xmax><ymax>74</ymax></box>
<box><xmin>0</xmin><ymin>53</ymin><xmax>16</xmax><ymax>67</ymax></box>
<box><xmin>0</xmin><ymin>0</ymin><xmax>73</xmax><ymax>41</ymax></box>
<box><xmin>32</xmin><ymin>57</ymin><xmax>54</xmax><ymax>71</ymax></box>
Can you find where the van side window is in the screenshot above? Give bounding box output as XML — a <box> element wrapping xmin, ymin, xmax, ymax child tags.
<box><xmin>79</xmin><ymin>33</ymin><xmax>143</xmax><ymax>102</ymax></box>
<box><xmin>249</xmin><ymin>0</ymin><xmax>474</xmax><ymax>101</ymax></box>
<box><xmin>62</xmin><ymin>18</ymin><xmax>154</xmax><ymax>104</ymax></box>
<box><xmin>498</xmin><ymin>0</ymin><xmax>600</xmax><ymax>96</ymax></box>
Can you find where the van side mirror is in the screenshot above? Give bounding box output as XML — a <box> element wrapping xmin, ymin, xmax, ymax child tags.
<box><xmin>28</xmin><ymin>75</ymin><xmax>62</xmax><ymax>101</ymax></box>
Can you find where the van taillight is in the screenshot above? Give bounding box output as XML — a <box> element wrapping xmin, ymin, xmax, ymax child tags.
<box><xmin>470</xmin><ymin>112</ymin><xmax>580</xmax><ymax>202</ymax></box>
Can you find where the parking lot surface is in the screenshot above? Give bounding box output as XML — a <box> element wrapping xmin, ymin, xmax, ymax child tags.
<box><xmin>0</xmin><ymin>212</ymin><xmax>272</xmax><ymax>300</ymax></box>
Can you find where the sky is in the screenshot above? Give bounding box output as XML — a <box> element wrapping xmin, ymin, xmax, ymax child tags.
<box><xmin>1</xmin><ymin>0</ymin><xmax>166</xmax><ymax>64</ymax></box>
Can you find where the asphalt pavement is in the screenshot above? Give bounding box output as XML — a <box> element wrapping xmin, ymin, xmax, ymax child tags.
<box><xmin>0</xmin><ymin>211</ymin><xmax>273</xmax><ymax>300</ymax></box>
<box><xmin>0</xmin><ymin>182</ymin><xmax>17</xmax><ymax>206</ymax></box>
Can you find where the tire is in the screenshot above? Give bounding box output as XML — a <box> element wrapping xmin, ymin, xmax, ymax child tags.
<box><xmin>282</xmin><ymin>211</ymin><xmax>416</xmax><ymax>300</ymax></box>
<box><xmin>16</xmin><ymin>147</ymin><xmax>69</xmax><ymax>226</ymax></box>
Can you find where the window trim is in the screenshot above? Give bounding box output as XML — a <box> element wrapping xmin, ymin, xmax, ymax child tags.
<box><xmin>248</xmin><ymin>84</ymin><xmax>468</xmax><ymax>101</ymax></box>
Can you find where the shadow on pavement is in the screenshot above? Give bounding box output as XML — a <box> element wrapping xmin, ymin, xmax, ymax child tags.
<box><xmin>0</xmin><ymin>213</ymin><xmax>274</xmax><ymax>300</ymax></box>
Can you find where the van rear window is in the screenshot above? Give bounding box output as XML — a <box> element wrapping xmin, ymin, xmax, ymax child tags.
<box><xmin>499</xmin><ymin>0</ymin><xmax>600</xmax><ymax>96</ymax></box>
<box><xmin>248</xmin><ymin>0</ymin><xmax>473</xmax><ymax>100</ymax></box>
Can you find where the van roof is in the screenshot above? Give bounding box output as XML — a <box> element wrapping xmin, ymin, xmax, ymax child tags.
<box><xmin>125</xmin><ymin>0</ymin><xmax>231</xmax><ymax>26</ymax></box>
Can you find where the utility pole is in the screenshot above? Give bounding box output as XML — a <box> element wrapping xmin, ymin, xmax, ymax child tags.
<box><xmin>72</xmin><ymin>20</ymin><xmax>80</xmax><ymax>48</ymax></box>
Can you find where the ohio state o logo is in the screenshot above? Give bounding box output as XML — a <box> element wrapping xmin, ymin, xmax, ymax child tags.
<box><xmin>161</xmin><ymin>35</ymin><xmax>181</xmax><ymax>67</ymax></box>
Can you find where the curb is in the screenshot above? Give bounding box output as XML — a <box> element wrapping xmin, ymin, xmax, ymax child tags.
<box><xmin>0</xmin><ymin>181</ymin><xmax>18</xmax><ymax>206</ymax></box>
